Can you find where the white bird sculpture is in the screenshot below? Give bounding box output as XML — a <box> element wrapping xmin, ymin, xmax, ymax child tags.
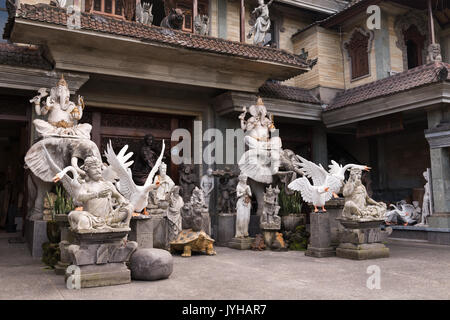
<box><xmin>288</xmin><ymin>176</ymin><xmax>330</xmax><ymax>213</ymax></box>
<box><xmin>104</xmin><ymin>139</ymin><xmax>165</xmax><ymax>215</ymax></box>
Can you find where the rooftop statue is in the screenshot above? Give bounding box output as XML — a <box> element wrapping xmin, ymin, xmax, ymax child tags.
<box><xmin>136</xmin><ymin>1</ymin><xmax>153</xmax><ymax>25</ymax></box>
<box><xmin>30</xmin><ymin>75</ymin><xmax>91</xmax><ymax>139</ymax></box>
<box><xmin>238</xmin><ymin>97</ymin><xmax>281</xmax><ymax>184</ymax></box>
<box><xmin>194</xmin><ymin>14</ymin><xmax>209</xmax><ymax>36</ymax></box>
<box><xmin>247</xmin><ymin>0</ymin><xmax>274</xmax><ymax>46</ymax></box>
<box><xmin>342</xmin><ymin>168</ymin><xmax>386</xmax><ymax>221</ymax></box>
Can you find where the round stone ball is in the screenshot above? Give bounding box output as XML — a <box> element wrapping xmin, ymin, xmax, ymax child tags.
<box><xmin>130</xmin><ymin>248</ymin><xmax>173</xmax><ymax>281</ymax></box>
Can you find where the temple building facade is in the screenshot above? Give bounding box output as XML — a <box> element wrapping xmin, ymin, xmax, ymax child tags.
<box><xmin>0</xmin><ymin>0</ymin><xmax>448</xmax><ymax>244</ymax></box>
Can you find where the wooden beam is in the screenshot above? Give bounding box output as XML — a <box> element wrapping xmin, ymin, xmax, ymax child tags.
<box><xmin>100</xmin><ymin>126</ymin><xmax>172</xmax><ymax>139</ymax></box>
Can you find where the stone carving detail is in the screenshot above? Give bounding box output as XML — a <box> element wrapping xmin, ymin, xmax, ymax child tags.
<box><xmin>213</xmin><ymin>167</ymin><xmax>238</xmax><ymax>213</ymax></box>
<box><xmin>136</xmin><ymin>1</ymin><xmax>153</xmax><ymax>25</ymax></box>
<box><xmin>235</xmin><ymin>174</ymin><xmax>252</xmax><ymax>238</ymax></box>
<box><xmin>427</xmin><ymin>43</ymin><xmax>443</xmax><ymax>63</ymax></box>
<box><xmin>167</xmin><ymin>186</ymin><xmax>183</xmax><ymax>242</ymax></box>
<box><xmin>181</xmin><ymin>187</ymin><xmax>210</xmax><ymax>234</ymax></box>
<box><xmin>30</xmin><ymin>75</ymin><xmax>91</xmax><ymax>139</ymax></box>
<box><xmin>260</xmin><ymin>185</ymin><xmax>281</xmax><ymax>229</ymax></box>
<box><xmin>342</xmin><ymin>168</ymin><xmax>387</xmax><ymax>221</ymax></box>
<box><xmin>200</xmin><ymin>168</ymin><xmax>214</xmax><ymax>209</ymax></box>
<box><xmin>247</xmin><ymin>0</ymin><xmax>274</xmax><ymax>46</ymax></box>
<box><xmin>179</xmin><ymin>164</ymin><xmax>197</xmax><ymax>203</ymax></box>
<box><xmin>131</xmin><ymin>134</ymin><xmax>159</xmax><ymax>186</ymax></box>
<box><xmin>161</xmin><ymin>8</ymin><xmax>184</xmax><ymax>30</ymax></box>
<box><xmin>194</xmin><ymin>14</ymin><xmax>209</xmax><ymax>35</ymax></box>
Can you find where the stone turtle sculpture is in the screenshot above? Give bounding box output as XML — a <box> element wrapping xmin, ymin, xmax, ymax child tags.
<box><xmin>170</xmin><ymin>229</ymin><xmax>216</xmax><ymax>257</ymax></box>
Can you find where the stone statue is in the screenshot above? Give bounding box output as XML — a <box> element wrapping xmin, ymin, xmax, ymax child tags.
<box><xmin>385</xmin><ymin>200</ymin><xmax>421</xmax><ymax>226</ymax></box>
<box><xmin>29</xmin><ymin>75</ymin><xmax>91</xmax><ymax>139</ymax></box>
<box><xmin>194</xmin><ymin>14</ymin><xmax>209</xmax><ymax>36</ymax></box>
<box><xmin>179</xmin><ymin>164</ymin><xmax>197</xmax><ymax>203</ymax></box>
<box><xmin>200</xmin><ymin>168</ymin><xmax>214</xmax><ymax>209</ymax></box>
<box><xmin>213</xmin><ymin>167</ymin><xmax>238</xmax><ymax>213</ymax></box>
<box><xmin>160</xmin><ymin>8</ymin><xmax>184</xmax><ymax>30</ymax></box>
<box><xmin>136</xmin><ymin>1</ymin><xmax>153</xmax><ymax>25</ymax></box>
<box><xmin>260</xmin><ymin>184</ymin><xmax>281</xmax><ymax>229</ymax></box>
<box><xmin>131</xmin><ymin>134</ymin><xmax>158</xmax><ymax>186</ymax></box>
<box><xmin>238</xmin><ymin>97</ymin><xmax>281</xmax><ymax>184</ymax></box>
<box><xmin>247</xmin><ymin>0</ymin><xmax>274</xmax><ymax>46</ymax></box>
<box><xmin>153</xmin><ymin>162</ymin><xmax>175</xmax><ymax>202</ymax></box>
<box><xmin>181</xmin><ymin>187</ymin><xmax>209</xmax><ymax>232</ymax></box>
<box><xmin>418</xmin><ymin>170</ymin><xmax>432</xmax><ymax>225</ymax></box>
<box><xmin>342</xmin><ymin>168</ymin><xmax>386</xmax><ymax>221</ymax></box>
<box><xmin>427</xmin><ymin>43</ymin><xmax>442</xmax><ymax>63</ymax></box>
<box><xmin>54</xmin><ymin>156</ymin><xmax>133</xmax><ymax>232</ymax></box>
<box><xmin>235</xmin><ymin>174</ymin><xmax>252</xmax><ymax>238</ymax></box>
<box><xmin>167</xmin><ymin>186</ymin><xmax>183</xmax><ymax>242</ymax></box>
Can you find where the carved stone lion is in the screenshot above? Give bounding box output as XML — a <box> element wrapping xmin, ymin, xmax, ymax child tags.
<box><xmin>160</xmin><ymin>8</ymin><xmax>184</xmax><ymax>30</ymax></box>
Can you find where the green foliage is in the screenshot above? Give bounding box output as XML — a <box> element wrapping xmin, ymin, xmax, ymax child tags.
<box><xmin>41</xmin><ymin>242</ymin><xmax>60</xmax><ymax>268</ymax></box>
<box><xmin>284</xmin><ymin>225</ymin><xmax>310</xmax><ymax>251</ymax></box>
<box><xmin>278</xmin><ymin>187</ymin><xmax>303</xmax><ymax>215</ymax></box>
<box><xmin>46</xmin><ymin>185</ymin><xmax>74</xmax><ymax>221</ymax></box>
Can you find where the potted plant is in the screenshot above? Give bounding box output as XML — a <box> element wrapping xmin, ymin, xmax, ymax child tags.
<box><xmin>45</xmin><ymin>185</ymin><xmax>74</xmax><ymax>244</ymax></box>
<box><xmin>278</xmin><ymin>187</ymin><xmax>304</xmax><ymax>232</ymax></box>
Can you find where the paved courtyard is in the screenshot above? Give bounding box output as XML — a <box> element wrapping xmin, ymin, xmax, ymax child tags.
<box><xmin>0</xmin><ymin>232</ymin><xmax>449</xmax><ymax>300</ymax></box>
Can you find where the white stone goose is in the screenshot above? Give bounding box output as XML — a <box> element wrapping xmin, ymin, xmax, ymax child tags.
<box><xmin>288</xmin><ymin>156</ymin><xmax>341</xmax><ymax>212</ymax></box>
<box><xmin>104</xmin><ymin>139</ymin><xmax>165</xmax><ymax>215</ymax></box>
<box><xmin>327</xmin><ymin>160</ymin><xmax>371</xmax><ymax>198</ymax></box>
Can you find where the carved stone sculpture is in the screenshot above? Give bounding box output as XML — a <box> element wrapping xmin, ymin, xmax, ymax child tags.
<box><xmin>30</xmin><ymin>75</ymin><xmax>91</xmax><ymax>139</ymax></box>
<box><xmin>342</xmin><ymin>168</ymin><xmax>386</xmax><ymax>221</ymax></box>
<box><xmin>200</xmin><ymin>168</ymin><xmax>214</xmax><ymax>209</ymax></box>
<box><xmin>427</xmin><ymin>43</ymin><xmax>442</xmax><ymax>63</ymax></box>
<box><xmin>418</xmin><ymin>170</ymin><xmax>432</xmax><ymax>225</ymax></box>
<box><xmin>167</xmin><ymin>186</ymin><xmax>183</xmax><ymax>242</ymax></box>
<box><xmin>179</xmin><ymin>164</ymin><xmax>197</xmax><ymax>203</ymax></box>
<box><xmin>194</xmin><ymin>14</ymin><xmax>209</xmax><ymax>36</ymax></box>
<box><xmin>131</xmin><ymin>134</ymin><xmax>158</xmax><ymax>186</ymax></box>
<box><xmin>247</xmin><ymin>0</ymin><xmax>274</xmax><ymax>46</ymax></box>
<box><xmin>213</xmin><ymin>167</ymin><xmax>238</xmax><ymax>213</ymax></box>
<box><xmin>147</xmin><ymin>162</ymin><xmax>175</xmax><ymax>213</ymax></box>
<box><xmin>260</xmin><ymin>185</ymin><xmax>281</xmax><ymax>229</ymax></box>
<box><xmin>235</xmin><ymin>174</ymin><xmax>252</xmax><ymax>238</ymax></box>
<box><xmin>238</xmin><ymin>97</ymin><xmax>281</xmax><ymax>184</ymax></box>
<box><xmin>160</xmin><ymin>8</ymin><xmax>184</xmax><ymax>30</ymax></box>
<box><xmin>181</xmin><ymin>187</ymin><xmax>210</xmax><ymax>234</ymax></box>
<box><xmin>136</xmin><ymin>1</ymin><xmax>153</xmax><ymax>25</ymax></box>
<box><xmin>385</xmin><ymin>200</ymin><xmax>421</xmax><ymax>226</ymax></box>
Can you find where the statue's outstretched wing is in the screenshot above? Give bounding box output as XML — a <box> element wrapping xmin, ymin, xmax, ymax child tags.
<box><xmin>143</xmin><ymin>139</ymin><xmax>165</xmax><ymax>189</ymax></box>
<box><xmin>297</xmin><ymin>155</ymin><xmax>327</xmax><ymax>186</ymax></box>
<box><xmin>42</xmin><ymin>145</ymin><xmax>80</xmax><ymax>201</ymax></box>
<box><xmin>104</xmin><ymin>141</ymin><xmax>137</xmax><ymax>199</ymax></box>
<box><xmin>328</xmin><ymin>160</ymin><xmax>344</xmax><ymax>176</ymax></box>
<box><xmin>135</xmin><ymin>2</ymin><xmax>143</xmax><ymax>22</ymax></box>
<box><xmin>288</xmin><ymin>177</ymin><xmax>314</xmax><ymax>204</ymax></box>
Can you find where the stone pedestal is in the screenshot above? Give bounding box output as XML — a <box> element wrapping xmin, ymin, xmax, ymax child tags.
<box><xmin>228</xmin><ymin>237</ymin><xmax>254</xmax><ymax>250</ymax></box>
<box><xmin>129</xmin><ymin>215</ymin><xmax>153</xmax><ymax>248</ymax></box>
<box><xmin>25</xmin><ymin>218</ymin><xmax>47</xmax><ymax>258</ymax></box>
<box><xmin>305</xmin><ymin>211</ymin><xmax>335</xmax><ymax>258</ymax></box>
<box><xmin>65</xmin><ymin>228</ymin><xmax>137</xmax><ymax>288</ymax></box>
<box><xmin>336</xmin><ymin>219</ymin><xmax>390</xmax><ymax>260</ymax></box>
<box><xmin>216</xmin><ymin>213</ymin><xmax>236</xmax><ymax>246</ymax></box>
<box><xmin>249</xmin><ymin>215</ymin><xmax>261</xmax><ymax>237</ymax></box>
<box><xmin>324</xmin><ymin>199</ymin><xmax>345</xmax><ymax>248</ymax></box>
<box><xmin>151</xmin><ymin>214</ymin><xmax>168</xmax><ymax>249</ymax></box>
<box><xmin>428</xmin><ymin>212</ymin><xmax>450</xmax><ymax>229</ymax></box>
<box><xmin>54</xmin><ymin>214</ymin><xmax>74</xmax><ymax>275</ymax></box>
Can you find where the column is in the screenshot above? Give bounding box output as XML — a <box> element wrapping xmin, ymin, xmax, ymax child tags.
<box><xmin>312</xmin><ymin>125</ymin><xmax>328</xmax><ymax>168</ymax></box>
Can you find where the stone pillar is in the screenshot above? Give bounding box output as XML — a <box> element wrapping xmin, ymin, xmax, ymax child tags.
<box><xmin>216</xmin><ymin>213</ymin><xmax>235</xmax><ymax>246</ymax></box>
<box><xmin>305</xmin><ymin>212</ymin><xmax>335</xmax><ymax>258</ymax></box>
<box><xmin>425</xmin><ymin>107</ymin><xmax>450</xmax><ymax>228</ymax></box>
<box><xmin>129</xmin><ymin>215</ymin><xmax>153</xmax><ymax>248</ymax></box>
<box><xmin>312</xmin><ymin>125</ymin><xmax>328</xmax><ymax>168</ymax></box>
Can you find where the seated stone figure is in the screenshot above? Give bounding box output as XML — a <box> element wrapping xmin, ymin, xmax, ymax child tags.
<box><xmin>66</xmin><ymin>156</ymin><xmax>133</xmax><ymax>231</ymax></box>
<box><xmin>342</xmin><ymin>168</ymin><xmax>386</xmax><ymax>221</ymax></box>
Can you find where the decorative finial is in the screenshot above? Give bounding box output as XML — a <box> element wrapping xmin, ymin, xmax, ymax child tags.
<box><xmin>58</xmin><ymin>74</ymin><xmax>68</xmax><ymax>87</ymax></box>
<box><xmin>256</xmin><ymin>96</ymin><xmax>264</xmax><ymax>106</ymax></box>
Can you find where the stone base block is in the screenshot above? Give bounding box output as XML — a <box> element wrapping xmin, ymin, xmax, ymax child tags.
<box><xmin>228</xmin><ymin>237</ymin><xmax>254</xmax><ymax>250</ymax></box>
<box><xmin>65</xmin><ymin>263</ymin><xmax>131</xmax><ymax>288</ymax></box>
<box><xmin>248</xmin><ymin>215</ymin><xmax>260</xmax><ymax>237</ymax></box>
<box><xmin>129</xmin><ymin>216</ymin><xmax>153</xmax><ymax>248</ymax></box>
<box><xmin>25</xmin><ymin>219</ymin><xmax>47</xmax><ymax>258</ymax></box>
<box><xmin>151</xmin><ymin>214</ymin><xmax>168</xmax><ymax>249</ymax></box>
<box><xmin>336</xmin><ymin>243</ymin><xmax>390</xmax><ymax>260</ymax></box>
<box><xmin>428</xmin><ymin>213</ymin><xmax>450</xmax><ymax>229</ymax></box>
<box><xmin>54</xmin><ymin>261</ymin><xmax>69</xmax><ymax>275</ymax></box>
<box><xmin>216</xmin><ymin>213</ymin><xmax>236</xmax><ymax>246</ymax></box>
<box><xmin>305</xmin><ymin>246</ymin><xmax>335</xmax><ymax>258</ymax></box>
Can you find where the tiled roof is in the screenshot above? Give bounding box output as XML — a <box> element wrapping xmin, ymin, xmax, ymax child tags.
<box><xmin>259</xmin><ymin>82</ymin><xmax>320</xmax><ymax>104</ymax></box>
<box><xmin>0</xmin><ymin>43</ymin><xmax>53</xmax><ymax>70</ymax></box>
<box><xmin>325</xmin><ymin>62</ymin><xmax>450</xmax><ymax>111</ymax></box>
<box><xmin>7</xmin><ymin>4</ymin><xmax>312</xmax><ymax>69</ymax></box>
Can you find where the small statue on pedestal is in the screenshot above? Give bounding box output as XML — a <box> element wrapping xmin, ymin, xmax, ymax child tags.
<box><xmin>200</xmin><ymin>168</ymin><xmax>214</xmax><ymax>210</ymax></box>
<box><xmin>179</xmin><ymin>164</ymin><xmax>197</xmax><ymax>203</ymax></box>
<box><xmin>260</xmin><ymin>185</ymin><xmax>281</xmax><ymax>229</ymax></box>
<box><xmin>147</xmin><ymin>162</ymin><xmax>174</xmax><ymax>214</ymax></box>
<box><xmin>235</xmin><ymin>174</ymin><xmax>252</xmax><ymax>238</ymax></box>
<box><xmin>418</xmin><ymin>170</ymin><xmax>432</xmax><ymax>226</ymax></box>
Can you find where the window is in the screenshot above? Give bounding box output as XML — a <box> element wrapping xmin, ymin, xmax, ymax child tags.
<box><xmin>345</xmin><ymin>29</ymin><xmax>372</xmax><ymax>80</ymax></box>
<box><xmin>90</xmin><ymin>0</ymin><xmax>124</xmax><ymax>18</ymax></box>
<box><xmin>0</xmin><ymin>0</ymin><xmax>8</xmax><ymax>43</ymax></box>
<box><xmin>176</xmin><ymin>0</ymin><xmax>208</xmax><ymax>33</ymax></box>
<box><xmin>403</xmin><ymin>25</ymin><xmax>425</xmax><ymax>69</ymax></box>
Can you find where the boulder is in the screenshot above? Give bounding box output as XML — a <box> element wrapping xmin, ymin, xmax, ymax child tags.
<box><xmin>130</xmin><ymin>248</ymin><xmax>173</xmax><ymax>281</ymax></box>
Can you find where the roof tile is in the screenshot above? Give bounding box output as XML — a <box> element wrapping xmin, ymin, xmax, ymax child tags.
<box><xmin>259</xmin><ymin>82</ymin><xmax>321</xmax><ymax>104</ymax></box>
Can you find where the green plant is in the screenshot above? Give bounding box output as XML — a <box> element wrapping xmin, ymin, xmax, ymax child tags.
<box><xmin>46</xmin><ymin>184</ymin><xmax>74</xmax><ymax>221</ymax></box>
<box><xmin>284</xmin><ymin>225</ymin><xmax>310</xmax><ymax>251</ymax></box>
<box><xmin>278</xmin><ymin>187</ymin><xmax>303</xmax><ymax>216</ymax></box>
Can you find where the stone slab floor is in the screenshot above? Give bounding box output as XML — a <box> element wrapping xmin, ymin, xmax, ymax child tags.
<box><xmin>0</xmin><ymin>231</ymin><xmax>449</xmax><ymax>300</ymax></box>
